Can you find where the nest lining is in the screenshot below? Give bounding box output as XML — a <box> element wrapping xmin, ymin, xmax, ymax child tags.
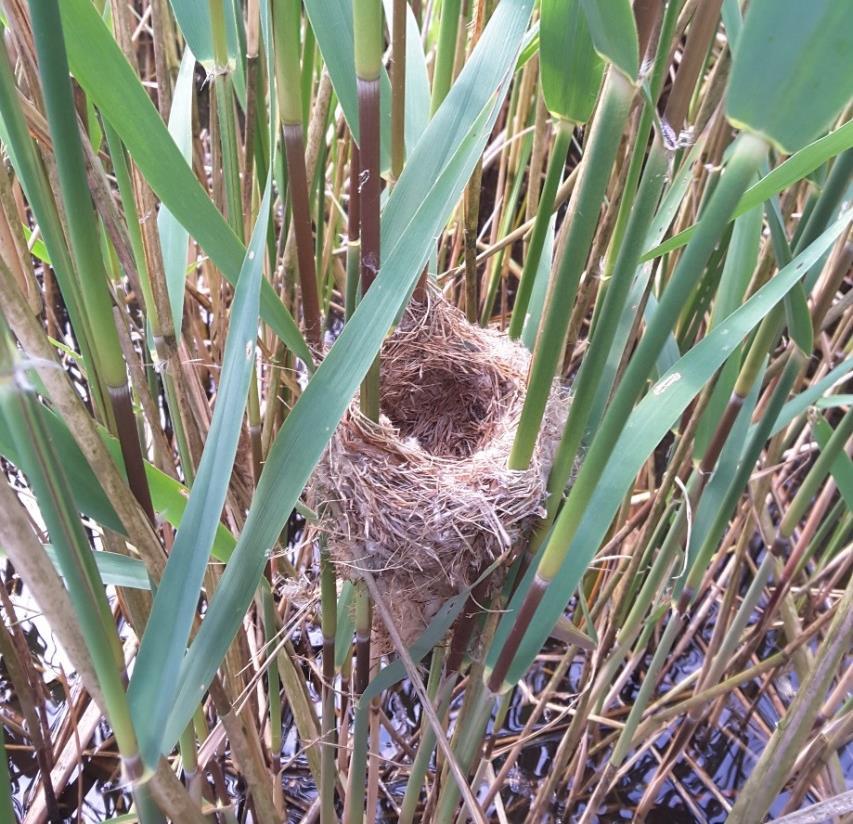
<box><xmin>315</xmin><ymin>291</ymin><xmax>568</xmax><ymax>645</ymax></box>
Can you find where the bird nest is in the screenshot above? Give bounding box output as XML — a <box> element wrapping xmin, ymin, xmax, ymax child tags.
<box><xmin>315</xmin><ymin>291</ymin><xmax>568</xmax><ymax>646</ymax></box>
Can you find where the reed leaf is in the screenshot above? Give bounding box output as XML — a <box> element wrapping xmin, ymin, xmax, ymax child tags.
<box><xmin>156</xmin><ymin>47</ymin><xmax>195</xmax><ymax>336</ymax></box>
<box><xmin>128</xmin><ymin>180</ymin><xmax>272</xmax><ymax>766</ymax></box>
<box><xmin>540</xmin><ymin>0</ymin><xmax>602</xmax><ymax>123</ymax></box>
<box><xmin>579</xmin><ymin>0</ymin><xmax>639</xmax><ymax>81</ymax></box>
<box><xmin>726</xmin><ymin>0</ymin><xmax>853</xmax><ymax>153</ymax></box>
<box><xmin>813</xmin><ymin>417</ymin><xmax>853</xmax><ymax>509</ymax></box>
<box><xmin>38</xmin><ymin>545</ymin><xmax>151</xmax><ymax>591</ymax></box>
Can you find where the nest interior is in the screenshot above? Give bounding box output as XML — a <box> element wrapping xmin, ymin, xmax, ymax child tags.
<box><xmin>316</xmin><ymin>292</ymin><xmax>567</xmax><ymax>646</ymax></box>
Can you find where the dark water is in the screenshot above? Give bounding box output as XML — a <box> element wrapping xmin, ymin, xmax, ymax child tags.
<box><xmin>3</xmin><ymin>585</ymin><xmax>848</xmax><ymax>823</ymax></box>
<box><xmin>3</xmin><ymin>673</ymin><xmax>132</xmax><ymax>822</ymax></box>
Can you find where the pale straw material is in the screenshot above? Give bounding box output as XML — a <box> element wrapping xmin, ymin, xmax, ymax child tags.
<box><xmin>316</xmin><ymin>291</ymin><xmax>568</xmax><ymax>644</ymax></box>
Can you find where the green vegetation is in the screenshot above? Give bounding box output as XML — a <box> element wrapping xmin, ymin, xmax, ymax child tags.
<box><xmin>0</xmin><ymin>0</ymin><xmax>850</xmax><ymax>821</ymax></box>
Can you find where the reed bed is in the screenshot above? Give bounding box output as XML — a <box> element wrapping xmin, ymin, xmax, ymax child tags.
<box><xmin>0</xmin><ymin>1</ymin><xmax>851</xmax><ymax>822</ymax></box>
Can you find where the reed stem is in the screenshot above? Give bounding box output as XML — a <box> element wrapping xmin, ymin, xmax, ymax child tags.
<box><xmin>509</xmin><ymin>70</ymin><xmax>635</xmax><ymax>470</ymax></box>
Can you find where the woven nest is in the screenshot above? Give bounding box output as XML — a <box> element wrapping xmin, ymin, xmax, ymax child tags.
<box><xmin>315</xmin><ymin>291</ymin><xmax>568</xmax><ymax>646</ymax></box>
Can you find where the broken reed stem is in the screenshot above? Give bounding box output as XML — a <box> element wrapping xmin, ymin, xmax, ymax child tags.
<box><xmin>430</xmin><ymin>0</ymin><xmax>461</xmax><ymax>115</ymax></box>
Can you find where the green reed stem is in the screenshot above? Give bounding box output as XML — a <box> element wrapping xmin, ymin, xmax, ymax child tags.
<box><xmin>301</xmin><ymin>22</ymin><xmax>316</xmax><ymax>127</ymax></box>
<box><xmin>537</xmin><ymin>133</ymin><xmax>768</xmax><ymax>581</ymax></box>
<box><xmin>29</xmin><ymin>8</ymin><xmax>126</xmax><ymax>391</ymax></box>
<box><xmin>509</xmin><ymin>69</ymin><xmax>635</xmax><ymax>470</ymax></box>
<box><xmin>739</xmin><ymin>406</ymin><xmax>853</xmax><ymax>635</ymax></box>
<box><xmin>132</xmin><ymin>781</ymin><xmax>166</xmax><ymax>824</ymax></box>
<box><xmin>261</xmin><ymin>585</ymin><xmax>283</xmax><ymax>760</ymax></box>
<box><xmin>102</xmin><ymin>122</ymin><xmax>160</xmax><ymax>333</ymax></box>
<box><xmin>679</xmin><ymin>355</ymin><xmax>801</xmax><ymax>704</ymax></box>
<box><xmin>433</xmin><ymin>678</ymin><xmax>492</xmax><ymax>822</ymax></box>
<box><xmin>398</xmin><ymin>649</ymin><xmax>449</xmax><ymax>824</ymax></box>
<box><xmin>0</xmin><ymin>727</ymin><xmax>14</xmax><ymax>824</ymax></box>
<box><xmin>346</xmin><ymin>580</ymin><xmax>373</xmax><ymax>824</ymax></box>
<box><xmin>463</xmin><ymin>160</ymin><xmax>484</xmax><ymax>323</ymax></box>
<box><xmin>178</xmin><ymin>724</ymin><xmax>201</xmax><ymax>804</ymax></box>
<box><xmin>508</xmin><ymin>120</ymin><xmax>571</xmax><ymax>339</ymax></box>
<box><xmin>600</xmin><ymin>0</ymin><xmax>683</xmax><ymax>282</ymax></box>
<box><xmin>577</xmin><ymin>610</ymin><xmax>685</xmax><ymax>824</ymax></box>
<box><xmin>209</xmin><ymin>0</ymin><xmax>243</xmax><ymax>239</ymax></box>
<box><xmin>346</xmin><ymin>240</ymin><xmax>362</xmax><ymax>321</ymax></box>
<box><xmin>30</xmin><ymin>2</ymin><xmax>155</xmax><ymax>523</ymax></box>
<box><xmin>354</xmin><ymin>0</ymin><xmax>383</xmax><ymax>418</ymax></box>
<box><xmin>529</xmin><ymin>136</ymin><xmax>669</xmax><ymax>554</ymax></box>
<box><xmin>430</xmin><ymin>0</ymin><xmax>462</xmax><ymax>115</ymax></box>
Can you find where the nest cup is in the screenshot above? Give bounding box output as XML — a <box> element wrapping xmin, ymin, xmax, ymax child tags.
<box><xmin>316</xmin><ymin>291</ymin><xmax>567</xmax><ymax>646</ymax></box>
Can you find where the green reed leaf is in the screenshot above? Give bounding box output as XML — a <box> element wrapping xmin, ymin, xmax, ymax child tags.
<box><xmin>727</xmin><ymin>0</ymin><xmax>853</xmax><ymax>153</ymax></box>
